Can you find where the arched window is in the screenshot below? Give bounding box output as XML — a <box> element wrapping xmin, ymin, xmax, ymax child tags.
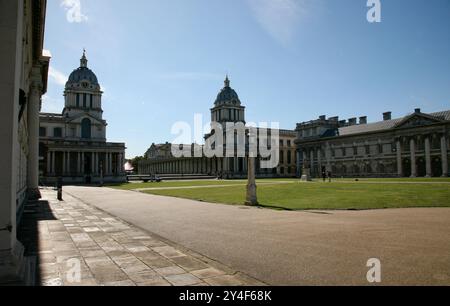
<box><xmin>81</xmin><ymin>118</ymin><xmax>91</xmax><ymax>139</ymax></box>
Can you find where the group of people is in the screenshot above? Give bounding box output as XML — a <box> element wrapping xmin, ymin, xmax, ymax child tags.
<box><xmin>322</xmin><ymin>169</ymin><xmax>333</xmax><ymax>183</ymax></box>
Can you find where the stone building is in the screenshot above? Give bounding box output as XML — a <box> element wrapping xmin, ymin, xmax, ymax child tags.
<box><xmin>295</xmin><ymin>109</ymin><xmax>450</xmax><ymax>178</ymax></box>
<box><xmin>39</xmin><ymin>52</ymin><xmax>126</xmax><ymax>185</ymax></box>
<box><xmin>139</xmin><ymin>77</ymin><xmax>297</xmax><ymax>178</ymax></box>
<box><xmin>0</xmin><ymin>0</ymin><xmax>50</xmax><ymax>283</ymax></box>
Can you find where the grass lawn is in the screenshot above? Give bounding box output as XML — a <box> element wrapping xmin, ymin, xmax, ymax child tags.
<box><xmin>117</xmin><ymin>179</ymin><xmax>450</xmax><ymax>210</ymax></box>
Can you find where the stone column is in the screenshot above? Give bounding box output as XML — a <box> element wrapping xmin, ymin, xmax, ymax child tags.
<box><xmin>410</xmin><ymin>138</ymin><xmax>417</xmax><ymax>178</ymax></box>
<box><xmin>77</xmin><ymin>152</ymin><xmax>81</xmax><ymax>174</ymax></box>
<box><xmin>310</xmin><ymin>149</ymin><xmax>315</xmax><ymax>177</ymax></box>
<box><xmin>51</xmin><ymin>152</ymin><xmax>56</xmax><ymax>175</ymax></box>
<box><xmin>68</xmin><ymin>152</ymin><xmax>72</xmax><ymax>175</ymax></box>
<box><xmin>62</xmin><ymin>152</ymin><xmax>66</xmax><ymax>175</ymax></box>
<box><xmin>95</xmin><ymin>153</ymin><xmax>99</xmax><ymax>175</ymax></box>
<box><xmin>27</xmin><ymin>76</ymin><xmax>42</xmax><ymax>200</ymax></box>
<box><xmin>47</xmin><ymin>151</ymin><xmax>52</xmax><ymax>174</ymax></box>
<box><xmin>296</xmin><ymin>150</ymin><xmax>301</xmax><ymax>177</ymax></box>
<box><xmin>396</xmin><ymin>138</ymin><xmax>403</xmax><ymax>177</ymax></box>
<box><xmin>326</xmin><ymin>143</ymin><xmax>332</xmax><ymax>172</ymax></box>
<box><xmin>81</xmin><ymin>152</ymin><xmax>85</xmax><ymax>176</ymax></box>
<box><xmin>0</xmin><ymin>0</ymin><xmax>24</xmax><ymax>272</ymax></box>
<box><xmin>245</xmin><ymin>157</ymin><xmax>258</xmax><ymax>206</ymax></box>
<box><xmin>425</xmin><ymin>137</ymin><xmax>432</xmax><ymax>177</ymax></box>
<box><xmin>108</xmin><ymin>153</ymin><xmax>112</xmax><ymax>175</ymax></box>
<box><xmin>441</xmin><ymin>135</ymin><xmax>448</xmax><ymax>177</ymax></box>
<box><xmin>317</xmin><ymin>148</ymin><xmax>322</xmax><ymax>173</ymax></box>
<box><xmin>91</xmin><ymin>152</ymin><xmax>95</xmax><ymax>176</ymax></box>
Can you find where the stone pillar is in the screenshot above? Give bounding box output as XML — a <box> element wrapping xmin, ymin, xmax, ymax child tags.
<box><xmin>77</xmin><ymin>152</ymin><xmax>81</xmax><ymax>174</ymax></box>
<box><xmin>310</xmin><ymin>149</ymin><xmax>315</xmax><ymax>177</ymax></box>
<box><xmin>0</xmin><ymin>0</ymin><xmax>26</xmax><ymax>278</ymax></box>
<box><xmin>296</xmin><ymin>150</ymin><xmax>301</xmax><ymax>177</ymax></box>
<box><xmin>51</xmin><ymin>152</ymin><xmax>56</xmax><ymax>175</ymax></box>
<box><xmin>47</xmin><ymin>151</ymin><xmax>51</xmax><ymax>174</ymax></box>
<box><xmin>425</xmin><ymin>137</ymin><xmax>432</xmax><ymax>177</ymax></box>
<box><xmin>91</xmin><ymin>152</ymin><xmax>95</xmax><ymax>176</ymax></box>
<box><xmin>62</xmin><ymin>152</ymin><xmax>66</xmax><ymax>175</ymax></box>
<box><xmin>441</xmin><ymin>135</ymin><xmax>448</xmax><ymax>177</ymax></box>
<box><xmin>81</xmin><ymin>152</ymin><xmax>85</xmax><ymax>175</ymax></box>
<box><xmin>27</xmin><ymin>77</ymin><xmax>42</xmax><ymax>200</ymax></box>
<box><xmin>317</xmin><ymin>148</ymin><xmax>322</xmax><ymax>173</ymax></box>
<box><xmin>95</xmin><ymin>153</ymin><xmax>99</xmax><ymax>175</ymax></box>
<box><xmin>326</xmin><ymin>143</ymin><xmax>332</xmax><ymax>172</ymax></box>
<box><xmin>410</xmin><ymin>138</ymin><xmax>417</xmax><ymax>178</ymax></box>
<box><xmin>245</xmin><ymin>157</ymin><xmax>258</xmax><ymax>206</ymax></box>
<box><xmin>396</xmin><ymin>139</ymin><xmax>403</xmax><ymax>177</ymax></box>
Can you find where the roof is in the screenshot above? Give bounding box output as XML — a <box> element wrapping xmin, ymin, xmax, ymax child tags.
<box><xmin>338</xmin><ymin>110</ymin><xmax>450</xmax><ymax>136</ymax></box>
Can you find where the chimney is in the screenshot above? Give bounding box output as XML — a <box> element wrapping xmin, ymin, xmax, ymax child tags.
<box><xmin>383</xmin><ymin>112</ymin><xmax>392</xmax><ymax>121</ymax></box>
<box><xmin>329</xmin><ymin>116</ymin><xmax>339</xmax><ymax>122</ymax></box>
<box><xmin>415</xmin><ymin>108</ymin><xmax>421</xmax><ymax>114</ymax></box>
<box><xmin>359</xmin><ymin>116</ymin><xmax>367</xmax><ymax>125</ymax></box>
<box><xmin>319</xmin><ymin>115</ymin><xmax>326</xmax><ymax>121</ymax></box>
<box><xmin>348</xmin><ymin>118</ymin><xmax>357</xmax><ymax>126</ymax></box>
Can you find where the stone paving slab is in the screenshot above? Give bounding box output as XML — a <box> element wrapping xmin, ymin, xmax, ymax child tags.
<box><xmin>17</xmin><ymin>188</ymin><xmax>264</xmax><ymax>287</ymax></box>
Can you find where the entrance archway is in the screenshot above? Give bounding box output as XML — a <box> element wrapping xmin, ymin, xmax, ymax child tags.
<box><xmin>416</xmin><ymin>157</ymin><xmax>426</xmax><ymax>177</ymax></box>
<box><xmin>402</xmin><ymin>158</ymin><xmax>411</xmax><ymax>177</ymax></box>
<box><xmin>432</xmin><ymin>157</ymin><xmax>442</xmax><ymax>177</ymax></box>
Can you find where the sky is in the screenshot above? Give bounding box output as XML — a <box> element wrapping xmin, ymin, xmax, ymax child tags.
<box><xmin>42</xmin><ymin>0</ymin><xmax>450</xmax><ymax>158</ymax></box>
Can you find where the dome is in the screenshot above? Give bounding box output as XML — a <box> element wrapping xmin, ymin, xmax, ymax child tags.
<box><xmin>65</xmin><ymin>50</ymin><xmax>100</xmax><ymax>88</ymax></box>
<box><xmin>214</xmin><ymin>76</ymin><xmax>241</xmax><ymax>106</ymax></box>
<box><xmin>66</xmin><ymin>67</ymin><xmax>99</xmax><ymax>86</ymax></box>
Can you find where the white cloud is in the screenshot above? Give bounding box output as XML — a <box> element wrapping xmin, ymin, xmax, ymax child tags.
<box><xmin>48</xmin><ymin>67</ymin><xmax>68</xmax><ymax>86</ymax></box>
<box><xmin>247</xmin><ymin>0</ymin><xmax>308</xmax><ymax>46</ymax></box>
<box><xmin>158</xmin><ymin>72</ymin><xmax>223</xmax><ymax>81</ymax></box>
<box><xmin>41</xmin><ymin>95</ymin><xmax>64</xmax><ymax>114</ymax></box>
<box><xmin>61</xmin><ymin>0</ymin><xmax>88</xmax><ymax>23</ymax></box>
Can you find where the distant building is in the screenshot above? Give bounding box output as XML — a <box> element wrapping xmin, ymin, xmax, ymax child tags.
<box><xmin>39</xmin><ymin>52</ymin><xmax>126</xmax><ymax>184</ymax></box>
<box><xmin>139</xmin><ymin>77</ymin><xmax>297</xmax><ymax>178</ymax></box>
<box><xmin>295</xmin><ymin>109</ymin><xmax>450</xmax><ymax>178</ymax></box>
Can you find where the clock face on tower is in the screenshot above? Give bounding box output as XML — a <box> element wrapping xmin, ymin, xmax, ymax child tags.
<box><xmin>82</xmin><ymin>82</ymin><xmax>89</xmax><ymax>88</ymax></box>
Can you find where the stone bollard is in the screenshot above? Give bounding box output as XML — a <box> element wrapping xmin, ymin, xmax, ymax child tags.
<box><xmin>57</xmin><ymin>177</ymin><xmax>63</xmax><ymax>201</ymax></box>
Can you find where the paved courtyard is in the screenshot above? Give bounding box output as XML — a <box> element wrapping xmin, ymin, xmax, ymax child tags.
<box><xmin>62</xmin><ymin>185</ymin><xmax>450</xmax><ymax>286</ymax></box>
<box><xmin>18</xmin><ymin>188</ymin><xmax>263</xmax><ymax>286</ymax></box>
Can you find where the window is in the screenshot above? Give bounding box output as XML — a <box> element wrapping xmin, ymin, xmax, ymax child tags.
<box><xmin>76</xmin><ymin>94</ymin><xmax>80</xmax><ymax>107</ymax></box>
<box><xmin>280</xmin><ymin>151</ymin><xmax>284</xmax><ymax>164</ymax></box>
<box><xmin>83</xmin><ymin>93</ymin><xmax>87</xmax><ymax>108</ymax></box>
<box><xmin>353</xmin><ymin>147</ymin><xmax>358</xmax><ymax>156</ymax></box>
<box><xmin>378</xmin><ymin>144</ymin><xmax>383</xmax><ymax>154</ymax></box>
<box><xmin>81</xmin><ymin>118</ymin><xmax>92</xmax><ymax>139</ymax></box>
<box><xmin>287</xmin><ymin>140</ymin><xmax>291</xmax><ymax>147</ymax></box>
<box><xmin>39</xmin><ymin>127</ymin><xmax>46</xmax><ymax>137</ymax></box>
<box><xmin>54</xmin><ymin>127</ymin><xmax>62</xmax><ymax>138</ymax></box>
<box><xmin>280</xmin><ymin>140</ymin><xmax>284</xmax><ymax>147</ymax></box>
<box><xmin>287</xmin><ymin>151</ymin><xmax>292</xmax><ymax>164</ymax></box>
<box><xmin>365</xmin><ymin>145</ymin><xmax>370</xmax><ymax>155</ymax></box>
<box><xmin>342</xmin><ymin>147</ymin><xmax>346</xmax><ymax>157</ymax></box>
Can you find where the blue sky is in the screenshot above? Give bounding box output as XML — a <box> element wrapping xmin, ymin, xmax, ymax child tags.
<box><xmin>43</xmin><ymin>0</ymin><xmax>450</xmax><ymax>158</ymax></box>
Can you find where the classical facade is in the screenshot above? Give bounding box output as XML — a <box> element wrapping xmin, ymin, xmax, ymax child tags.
<box><xmin>139</xmin><ymin>77</ymin><xmax>297</xmax><ymax>178</ymax></box>
<box><xmin>39</xmin><ymin>52</ymin><xmax>126</xmax><ymax>185</ymax></box>
<box><xmin>295</xmin><ymin>109</ymin><xmax>450</xmax><ymax>178</ymax></box>
<box><xmin>0</xmin><ymin>0</ymin><xmax>50</xmax><ymax>284</ymax></box>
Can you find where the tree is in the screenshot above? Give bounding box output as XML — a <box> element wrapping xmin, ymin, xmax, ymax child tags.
<box><xmin>130</xmin><ymin>156</ymin><xmax>144</xmax><ymax>173</ymax></box>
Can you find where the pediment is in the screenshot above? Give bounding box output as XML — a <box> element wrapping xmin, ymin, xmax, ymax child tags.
<box><xmin>394</xmin><ymin>113</ymin><xmax>443</xmax><ymax>129</ymax></box>
<box><xmin>66</xmin><ymin>113</ymin><xmax>105</xmax><ymax>125</ymax></box>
